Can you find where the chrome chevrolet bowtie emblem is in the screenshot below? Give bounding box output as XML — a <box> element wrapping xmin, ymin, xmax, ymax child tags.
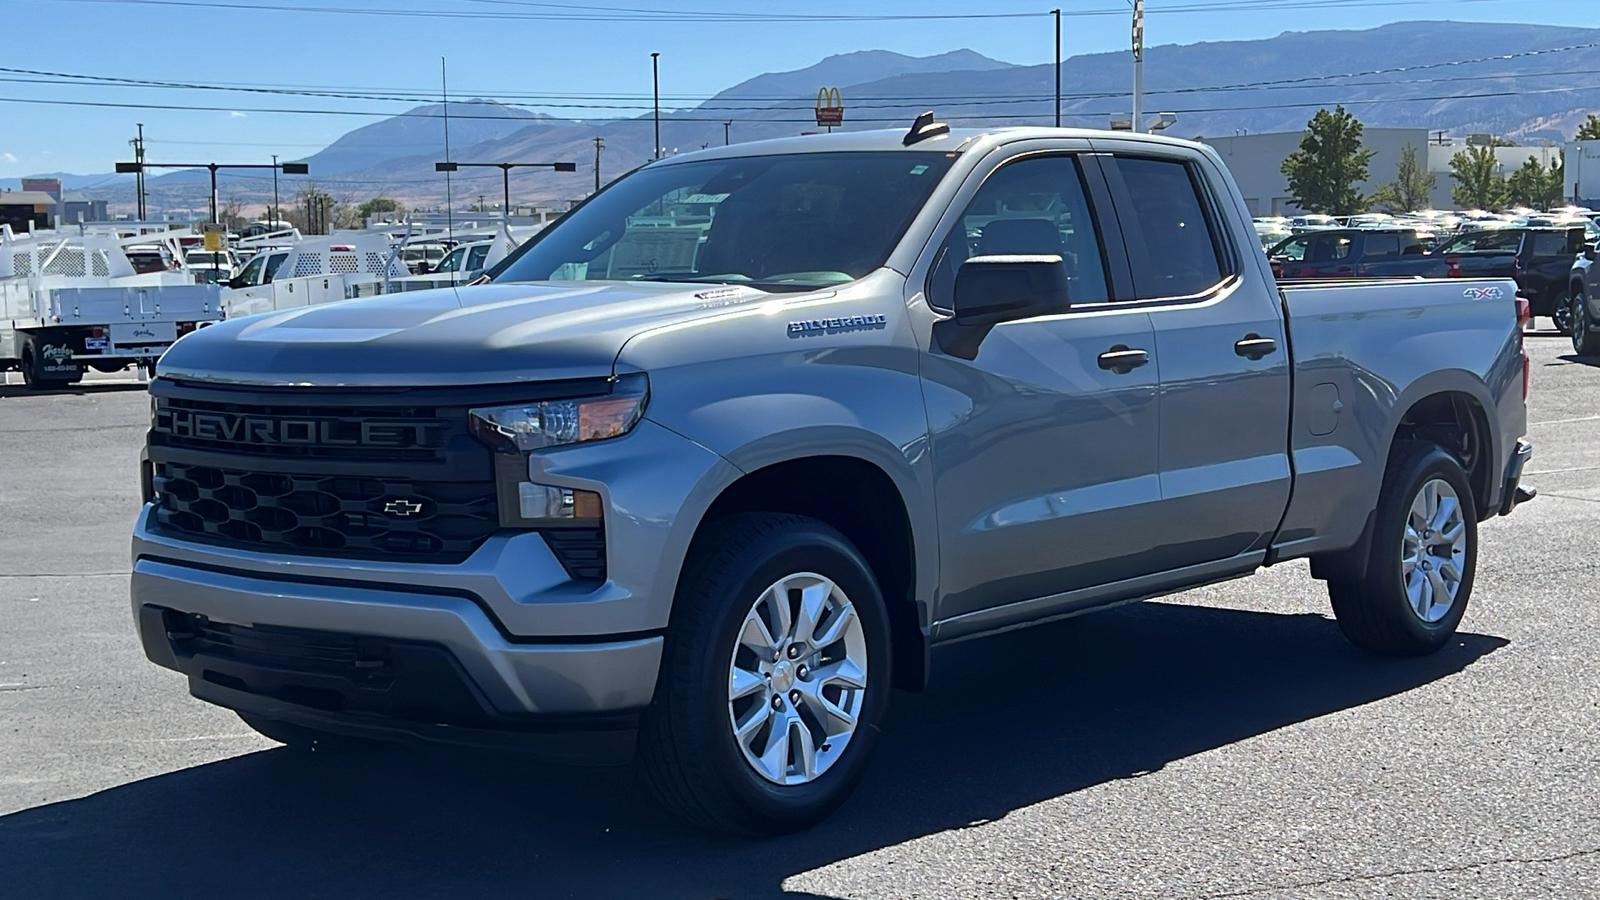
<box><xmin>383</xmin><ymin>499</ymin><xmax>424</xmax><ymax>517</ymax></box>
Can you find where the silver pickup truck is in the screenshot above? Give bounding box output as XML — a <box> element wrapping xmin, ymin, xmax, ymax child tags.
<box><xmin>132</xmin><ymin>121</ymin><xmax>1533</xmax><ymax>835</ymax></box>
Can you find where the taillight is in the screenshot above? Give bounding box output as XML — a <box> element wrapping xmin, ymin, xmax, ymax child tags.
<box><xmin>176</xmin><ymin>321</ymin><xmax>197</xmax><ymax>336</ymax></box>
<box><xmin>1515</xmin><ymin>296</ymin><xmax>1531</xmax><ymax>326</ymax></box>
<box><xmin>1513</xmin><ymin>255</ymin><xmax>1524</xmax><ymax>278</ymax></box>
<box><xmin>1446</xmin><ymin>255</ymin><xmax>1461</xmax><ymax>278</ymax></box>
<box><xmin>90</xmin><ymin>326</ymin><xmax>104</xmax><ymax>338</ymax></box>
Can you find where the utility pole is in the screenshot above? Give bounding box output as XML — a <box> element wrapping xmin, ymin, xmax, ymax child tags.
<box><xmin>593</xmin><ymin>137</ymin><xmax>604</xmax><ymax>193</ymax></box>
<box><xmin>128</xmin><ymin>124</ymin><xmax>148</xmax><ymax>220</ymax></box>
<box><xmin>724</xmin><ymin>121</ymin><xmax>732</xmax><ymax>146</ymax></box>
<box><xmin>1132</xmin><ymin>0</ymin><xmax>1145</xmax><ymax>133</ymax></box>
<box><xmin>652</xmin><ymin>52</ymin><xmax>661</xmax><ymax>160</ymax></box>
<box><xmin>1053</xmin><ymin>9</ymin><xmax>1061</xmax><ymax>128</ymax></box>
<box><xmin>270</xmin><ymin>153</ymin><xmax>280</xmax><ymax>225</ymax></box>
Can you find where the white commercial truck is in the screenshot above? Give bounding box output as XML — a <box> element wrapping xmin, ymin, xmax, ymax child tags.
<box><xmin>219</xmin><ymin>232</ymin><xmax>409</xmax><ymax>319</ymax></box>
<box><xmin>0</xmin><ymin>226</ymin><xmax>221</xmax><ymax>388</ymax></box>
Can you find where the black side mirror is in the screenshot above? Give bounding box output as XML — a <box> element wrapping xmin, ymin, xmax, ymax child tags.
<box><xmin>935</xmin><ymin>255</ymin><xmax>1070</xmax><ymax>359</ymax></box>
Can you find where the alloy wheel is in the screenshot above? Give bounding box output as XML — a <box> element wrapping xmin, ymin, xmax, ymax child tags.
<box><xmin>727</xmin><ymin>572</ymin><xmax>868</xmax><ymax>786</ymax></box>
<box><xmin>1401</xmin><ymin>478</ymin><xmax>1468</xmax><ymax>624</ymax></box>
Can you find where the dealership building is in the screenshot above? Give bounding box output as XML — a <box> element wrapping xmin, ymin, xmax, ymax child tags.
<box><xmin>1200</xmin><ymin>128</ymin><xmax>1578</xmax><ymax>215</ymax></box>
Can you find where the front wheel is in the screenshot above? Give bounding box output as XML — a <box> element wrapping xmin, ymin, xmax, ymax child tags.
<box><xmin>1552</xmin><ymin>293</ymin><xmax>1574</xmax><ymax>336</ymax></box>
<box><xmin>640</xmin><ymin>513</ymin><xmax>891</xmax><ymax>835</ymax></box>
<box><xmin>1573</xmin><ymin>288</ymin><xmax>1598</xmax><ymax>359</ymax></box>
<box><xmin>1327</xmin><ymin>443</ymin><xmax>1477</xmax><ymax>657</ymax></box>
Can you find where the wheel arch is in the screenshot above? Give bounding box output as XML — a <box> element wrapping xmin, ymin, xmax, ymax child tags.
<box><xmin>682</xmin><ymin>452</ymin><xmax>930</xmax><ymax>692</ymax></box>
<box><xmin>1312</xmin><ymin>378</ymin><xmax>1498</xmax><ymax>584</ymax></box>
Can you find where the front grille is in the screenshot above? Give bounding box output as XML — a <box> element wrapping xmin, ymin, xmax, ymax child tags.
<box><xmin>150</xmin><ymin>395</ymin><xmax>456</xmax><ymax>463</ymax></box>
<box><xmin>175</xmin><ymin>613</ymin><xmax>370</xmax><ymax>673</ymax></box>
<box><xmin>153</xmin><ymin>461</ymin><xmax>498</xmax><ymax>563</ymax></box>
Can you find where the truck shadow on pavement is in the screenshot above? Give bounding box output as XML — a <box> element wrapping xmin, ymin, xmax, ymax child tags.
<box><xmin>0</xmin><ymin>601</ymin><xmax>1506</xmax><ymax>900</ymax></box>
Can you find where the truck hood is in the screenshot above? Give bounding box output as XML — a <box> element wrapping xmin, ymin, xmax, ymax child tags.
<box><xmin>156</xmin><ymin>281</ymin><xmax>774</xmax><ymax>387</ymax></box>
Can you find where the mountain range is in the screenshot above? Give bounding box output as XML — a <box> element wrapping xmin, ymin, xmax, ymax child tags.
<box><xmin>49</xmin><ymin>20</ymin><xmax>1600</xmax><ymax>213</ymax></box>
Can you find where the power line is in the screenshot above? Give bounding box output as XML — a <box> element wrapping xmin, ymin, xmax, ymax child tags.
<box><xmin>4</xmin><ymin>39</ymin><xmax>1598</xmax><ymax>113</ymax></box>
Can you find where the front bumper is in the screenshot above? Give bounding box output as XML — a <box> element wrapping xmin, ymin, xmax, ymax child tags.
<box><xmin>131</xmin><ymin>541</ymin><xmax>663</xmax><ymax>761</ymax></box>
<box><xmin>1499</xmin><ymin>438</ymin><xmax>1536</xmax><ymax>516</ymax></box>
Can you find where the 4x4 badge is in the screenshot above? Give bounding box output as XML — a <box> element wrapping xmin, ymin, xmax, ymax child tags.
<box><xmin>383</xmin><ymin>499</ymin><xmax>424</xmax><ymax>517</ymax></box>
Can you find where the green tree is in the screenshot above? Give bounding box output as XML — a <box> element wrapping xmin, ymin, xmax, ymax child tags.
<box><xmin>1577</xmin><ymin>114</ymin><xmax>1600</xmax><ymax>141</ymax></box>
<box><xmin>1281</xmin><ymin>106</ymin><xmax>1376</xmax><ymax>215</ymax></box>
<box><xmin>355</xmin><ymin>197</ymin><xmax>404</xmax><ymax>220</ymax></box>
<box><xmin>1449</xmin><ymin>145</ymin><xmax>1509</xmax><ymax>210</ymax></box>
<box><xmin>1368</xmin><ymin>144</ymin><xmax>1437</xmax><ymax>213</ymax></box>
<box><xmin>1505</xmin><ymin>155</ymin><xmax>1565</xmax><ymax>208</ymax></box>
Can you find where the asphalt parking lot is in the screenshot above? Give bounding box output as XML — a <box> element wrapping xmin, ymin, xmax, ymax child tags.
<box><xmin>1</xmin><ymin>333</ymin><xmax>1597</xmax><ymax>900</ymax></box>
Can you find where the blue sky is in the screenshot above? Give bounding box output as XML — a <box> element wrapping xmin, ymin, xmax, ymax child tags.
<box><xmin>0</xmin><ymin>0</ymin><xmax>1596</xmax><ymax>178</ymax></box>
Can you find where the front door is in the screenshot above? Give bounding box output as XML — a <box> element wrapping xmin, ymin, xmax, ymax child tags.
<box><xmin>921</xmin><ymin>153</ymin><xmax>1163</xmax><ymax>621</ymax></box>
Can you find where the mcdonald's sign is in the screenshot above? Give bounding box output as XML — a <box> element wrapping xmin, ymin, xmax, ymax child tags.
<box><xmin>815</xmin><ymin>87</ymin><xmax>844</xmax><ymax>127</ymax></box>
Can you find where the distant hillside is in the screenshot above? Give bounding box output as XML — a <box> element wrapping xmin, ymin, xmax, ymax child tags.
<box><xmin>297</xmin><ymin>100</ymin><xmax>557</xmax><ymax>176</ymax></box>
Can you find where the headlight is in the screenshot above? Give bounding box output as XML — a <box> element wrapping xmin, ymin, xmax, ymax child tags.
<box><xmin>468</xmin><ymin>373</ymin><xmax>648</xmax><ymax>452</ymax></box>
<box><xmin>469</xmin><ymin>374</ymin><xmax>648</xmax><ymax>529</ymax></box>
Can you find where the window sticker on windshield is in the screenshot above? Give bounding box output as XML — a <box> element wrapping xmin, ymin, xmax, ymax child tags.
<box><xmin>909</xmin><ymin>165</ymin><xmax>930</xmax><ymax>175</ymax></box>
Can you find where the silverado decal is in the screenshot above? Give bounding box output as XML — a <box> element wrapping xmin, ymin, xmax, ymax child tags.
<box><xmin>788</xmin><ymin>314</ymin><xmax>888</xmax><ymax>336</ymax></box>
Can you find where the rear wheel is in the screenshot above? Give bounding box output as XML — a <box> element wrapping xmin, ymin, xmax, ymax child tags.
<box><xmin>19</xmin><ymin>346</ymin><xmax>68</xmax><ymax>391</ymax></box>
<box><xmin>1327</xmin><ymin>443</ymin><xmax>1477</xmax><ymax>657</ymax></box>
<box><xmin>1573</xmin><ymin>288</ymin><xmax>1598</xmax><ymax>359</ymax></box>
<box><xmin>640</xmin><ymin>513</ymin><xmax>891</xmax><ymax>835</ymax></box>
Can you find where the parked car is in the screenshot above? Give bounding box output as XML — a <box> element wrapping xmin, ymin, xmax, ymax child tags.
<box><xmin>135</xmin><ymin>124</ymin><xmax>1533</xmax><ymax>834</ymax></box>
<box><xmin>1433</xmin><ymin>227</ymin><xmax>1589</xmax><ymax>333</ymax></box>
<box><xmin>1268</xmin><ymin>228</ymin><xmax>1446</xmax><ymax>279</ymax></box>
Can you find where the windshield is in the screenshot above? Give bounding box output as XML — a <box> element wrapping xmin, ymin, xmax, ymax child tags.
<box><xmin>435</xmin><ymin>246</ymin><xmax>467</xmax><ymax>272</ymax></box>
<box><xmin>493</xmin><ymin>150</ymin><xmax>957</xmax><ymax>291</ymax></box>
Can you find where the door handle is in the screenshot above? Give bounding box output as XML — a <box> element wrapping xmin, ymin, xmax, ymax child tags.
<box><xmin>1235</xmin><ymin>334</ymin><xmax>1278</xmax><ymax>360</ymax></box>
<box><xmin>1097</xmin><ymin>345</ymin><xmax>1149</xmax><ymax>374</ymax></box>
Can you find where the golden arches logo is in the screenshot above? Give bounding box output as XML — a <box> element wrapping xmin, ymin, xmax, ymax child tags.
<box><xmin>815</xmin><ymin>87</ymin><xmax>844</xmax><ymax>127</ymax></box>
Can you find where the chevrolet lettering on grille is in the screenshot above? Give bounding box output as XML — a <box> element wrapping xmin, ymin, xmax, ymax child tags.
<box><xmin>155</xmin><ymin>408</ymin><xmax>435</xmax><ymax>449</ymax></box>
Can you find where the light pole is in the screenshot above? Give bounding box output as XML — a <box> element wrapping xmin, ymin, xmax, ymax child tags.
<box><xmin>593</xmin><ymin>137</ymin><xmax>604</xmax><ymax>193</ymax></box>
<box><xmin>724</xmin><ymin>121</ymin><xmax>732</xmax><ymax>146</ymax></box>
<box><xmin>271</xmin><ymin>154</ymin><xmax>280</xmax><ymax>225</ymax></box>
<box><xmin>1132</xmin><ymin>0</ymin><xmax>1145</xmax><ymax>133</ymax></box>
<box><xmin>1053</xmin><ymin>9</ymin><xmax>1061</xmax><ymax>128</ymax></box>
<box><xmin>117</xmin><ymin>160</ymin><xmax>308</xmax><ymax>226</ymax></box>
<box><xmin>116</xmin><ymin>159</ymin><xmax>307</xmax><ymax>275</ymax></box>
<box><xmin>435</xmin><ymin>161</ymin><xmax>579</xmax><ymax>218</ymax></box>
<box><xmin>652</xmin><ymin>52</ymin><xmax>661</xmax><ymax>161</ymax></box>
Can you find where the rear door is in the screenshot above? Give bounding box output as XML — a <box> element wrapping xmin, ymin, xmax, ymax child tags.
<box><xmin>1099</xmin><ymin>152</ymin><xmax>1293</xmax><ymax>569</ymax></box>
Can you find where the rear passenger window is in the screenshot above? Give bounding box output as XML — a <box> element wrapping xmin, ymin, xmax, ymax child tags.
<box><xmin>927</xmin><ymin>155</ymin><xmax>1111</xmax><ymax>309</ymax></box>
<box><xmin>1364</xmin><ymin>234</ymin><xmax>1401</xmax><ymax>258</ymax></box>
<box><xmin>1110</xmin><ymin>157</ymin><xmax>1228</xmax><ymax>299</ymax></box>
<box><xmin>1531</xmin><ymin>233</ymin><xmax>1569</xmax><ymax>257</ymax></box>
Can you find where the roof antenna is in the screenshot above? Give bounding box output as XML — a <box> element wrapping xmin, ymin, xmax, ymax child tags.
<box><xmin>903</xmin><ymin>111</ymin><xmax>950</xmax><ymax>147</ymax></box>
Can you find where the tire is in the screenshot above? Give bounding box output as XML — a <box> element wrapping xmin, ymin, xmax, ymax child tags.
<box><xmin>237</xmin><ymin>712</ymin><xmax>372</xmax><ymax>753</ymax></box>
<box><xmin>640</xmin><ymin>513</ymin><xmax>892</xmax><ymax>835</ymax></box>
<box><xmin>1552</xmin><ymin>292</ymin><xmax>1574</xmax><ymax>336</ymax></box>
<box><xmin>1573</xmin><ymin>287</ymin><xmax>1598</xmax><ymax>359</ymax></box>
<box><xmin>1327</xmin><ymin>442</ymin><xmax>1478</xmax><ymax>657</ymax></box>
<box><xmin>19</xmin><ymin>347</ymin><xmax>67</xmax><ymax>392</ymax></box>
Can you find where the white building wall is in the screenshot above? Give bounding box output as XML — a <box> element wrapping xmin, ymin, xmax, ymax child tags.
<box><xmin>1203</xmin><ymin>129</ymin><xmax>1570</xmax><ymax>215</ymax></box>
<box><xmin>1567</xmin><ymin>141</ymin><xmax>1600</xmax><ymax>207</ymax></box>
